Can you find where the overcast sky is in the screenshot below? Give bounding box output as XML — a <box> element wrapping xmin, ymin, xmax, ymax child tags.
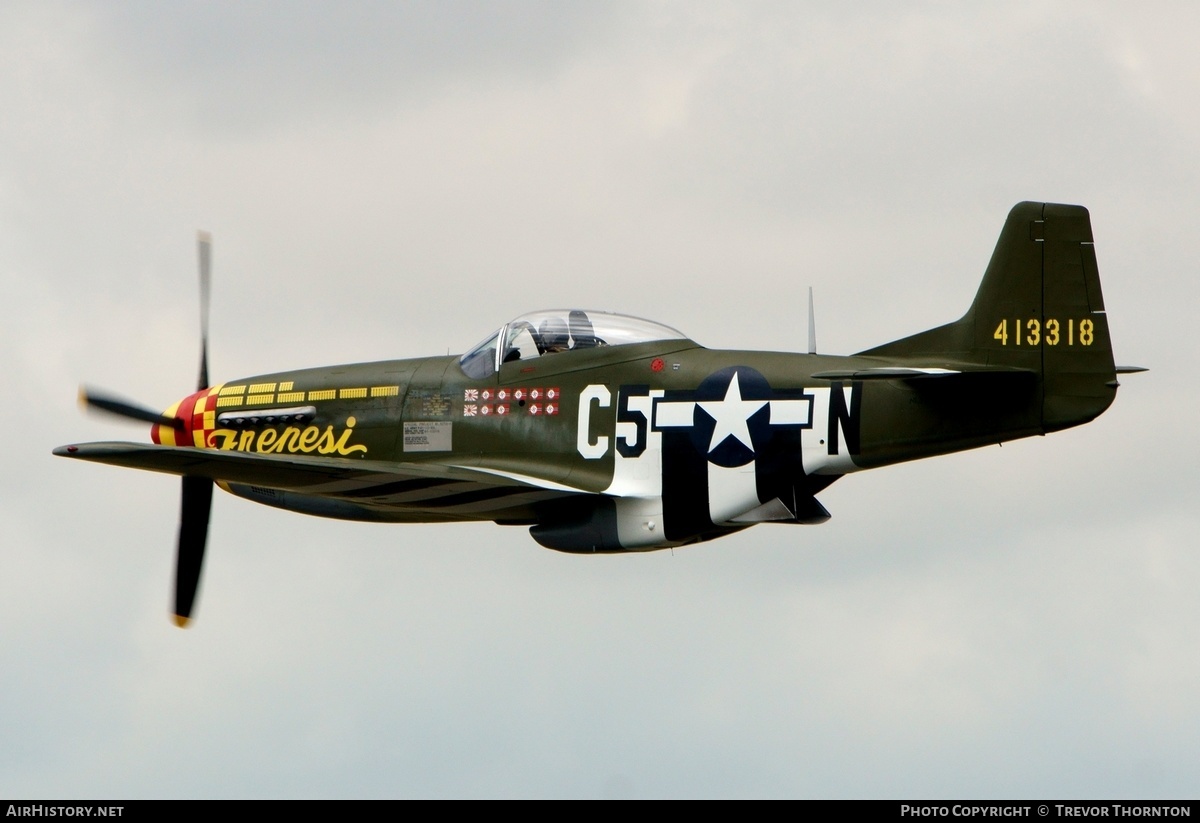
<box><xmin>1</xmin><ymin>1</ymin><xmax>1195</xmax><ymax>799</ymax></box>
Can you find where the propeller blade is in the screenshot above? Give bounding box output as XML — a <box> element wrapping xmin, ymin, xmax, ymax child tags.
<box><xmin>197</xmin><ymin>231</ymin><xmax>212</xmax><ymax>391</ymax></box>
<box><xmin>79</xmin><ymin>387</ymin><xmax>183</xmax><ymax>429</ymax></box>
<box><xmin>175</xmin><ymin>234</ymin><xmax>214</xmax><ymax>627</ymax></box>
<box><xmin>173</xmin><ymin>475</ymin><xmax>213</xmax><ymax>628</ymax></box>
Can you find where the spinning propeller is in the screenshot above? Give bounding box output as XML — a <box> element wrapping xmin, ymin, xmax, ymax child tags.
<box><xmin>79</xmin><ymin>232</ymin><xmax>215</xmax><ymax>627</ymax></box>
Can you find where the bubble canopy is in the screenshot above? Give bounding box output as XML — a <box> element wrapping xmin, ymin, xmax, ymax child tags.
<box><xmin>459</xmin><ymin>309</ymin><xmax>688</xmax><ymax>379</ymax></box>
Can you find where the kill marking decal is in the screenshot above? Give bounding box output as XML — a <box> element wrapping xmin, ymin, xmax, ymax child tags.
<box><xmin>463</xmin><ymin>387</ymin><xmax>559</xmax><ymax>417</ymax></box>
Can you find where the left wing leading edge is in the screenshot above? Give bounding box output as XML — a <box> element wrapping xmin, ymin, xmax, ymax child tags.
<box><xmin>53</xmin><ymin>442</ymin><xmax>586</xmax><ymax>522</ymax></box>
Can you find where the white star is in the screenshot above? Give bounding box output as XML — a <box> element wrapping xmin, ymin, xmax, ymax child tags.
<box><xmin>698</xmin><ymin>372</ymin><xmax>767</xmax><ymax>453</ymax></box>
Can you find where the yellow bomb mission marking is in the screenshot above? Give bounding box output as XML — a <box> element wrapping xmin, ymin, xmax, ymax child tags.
<box><xmin>209</xmin><ymin>417</ymin><xmax>368</xmax><ymax>456</ymax></box>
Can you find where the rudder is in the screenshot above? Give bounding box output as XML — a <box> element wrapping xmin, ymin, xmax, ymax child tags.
<box><xmin>1041</xmin><ymin>204</ymin><xmax>1117</xmax><ymax>428</ymax></box>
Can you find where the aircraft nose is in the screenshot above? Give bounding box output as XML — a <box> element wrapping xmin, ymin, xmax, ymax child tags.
<box><xmin>150</xmin><ymin>386</ymin><xmax>221</xmax><ymax>447</ymax></box>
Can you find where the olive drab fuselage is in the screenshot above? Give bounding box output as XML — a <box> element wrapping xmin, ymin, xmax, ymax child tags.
<box><xmin>63</xmin><ymin>202</ymin><xmax>1133</xmax><ymax>555</ymax></box>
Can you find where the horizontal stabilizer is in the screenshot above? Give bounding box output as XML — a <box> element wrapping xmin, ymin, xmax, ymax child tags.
<box><xmin>812</xmin><ymin>365</ymin><xmax>1033</xmax><ymax>381</ymax></box>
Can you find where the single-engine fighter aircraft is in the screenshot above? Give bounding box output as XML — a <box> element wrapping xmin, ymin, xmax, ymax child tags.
<box><xmin>56</xmin><ymin>202</ymin><xmax>1144</xmax><ymax>626</ymax></box>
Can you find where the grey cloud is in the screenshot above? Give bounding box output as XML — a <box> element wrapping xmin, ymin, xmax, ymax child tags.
<box><xmin>86</xmin><ymin>0</ymin><xmax>626</xmax><ymax>134</ymax></box>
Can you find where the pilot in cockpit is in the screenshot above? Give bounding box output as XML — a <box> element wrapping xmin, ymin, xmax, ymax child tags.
<box><xmin>537</xmin><ymin>316</ymin><xmax>570</xmax><ymax>353</ymax></box>
<box><xmin>568</xmin><ymin>310</ymin><xmax>601</xmax><ymax>349</ymax></box>
<box><xmin>499</xmin><ymin>310</ymin><xmax>611</xmax><ymax>365</ymax></box>
<box><xmin>463</xmin><ymin>309</ymin><xmax>675</xmax><ymax>379</ymax></box>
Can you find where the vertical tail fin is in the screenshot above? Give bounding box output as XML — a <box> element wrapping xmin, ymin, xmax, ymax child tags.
<box><xmin>859</xmin><ymin>201</ymin><xmax>1117</xmax><ymax>432</ymax></box>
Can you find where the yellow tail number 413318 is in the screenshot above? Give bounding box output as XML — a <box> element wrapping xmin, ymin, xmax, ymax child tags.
<box><xmin>994</xmin><ymin>318</ymin><xmax>1093</xmax><ymax>347</ymax></box>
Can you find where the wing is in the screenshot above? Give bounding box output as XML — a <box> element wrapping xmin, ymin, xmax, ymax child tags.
<box><xmin>53</xmin><ymin>441</ymin><xmax>588</xmax><ymax>524</ymax></box>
